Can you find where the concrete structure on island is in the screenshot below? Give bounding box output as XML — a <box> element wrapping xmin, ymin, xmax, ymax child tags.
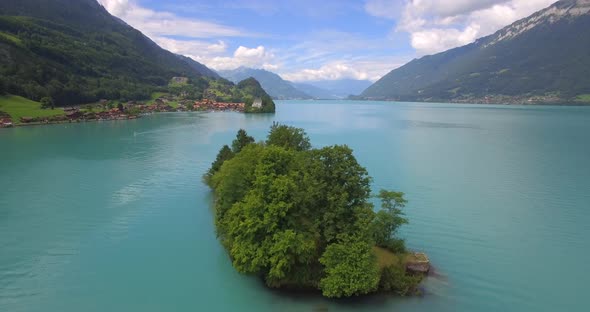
<box><xmin>406</xmin><ymin>252</ymin><xmax>431</xmax><ymax>274</ymax></box>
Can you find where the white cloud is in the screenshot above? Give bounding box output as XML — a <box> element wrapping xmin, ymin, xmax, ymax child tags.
<box><xmin>200</xmin><ymin>46</ymin><xmax>277</xmax><ymax>71</ymax></box>
<box><xmin>97</xmin><ymin>0</ymin><xmax>276</xmax><ymax>72</ymax></box>
<box><xmin>409</xmin><ymin>0</ymin><xmax>510</xmax><ymax>17</ymax></box>
<box><xmin>281</xmin><ymin>56</ymin><xmax>409</xmax><ymax>82</ymax></box>
<box><xmin>283</xmin><ymin>62</ymin><xmax>368</xmax><ymax>81</ymax></box>
<box><xmin>100</xmin><ymin>0</ymin><xmax>132</xmax><ymax>16</ymax></box>
<box><xmin>410</xmin><ymin>26</ymin><xmax>479</xmax><ymax>54</ymax></box>
<box><xmin>366</xmin><ymin>0</ymin><xmax>558</xmax><ymax>55</ymax></box>
<box><xmin>155</xmin><ymin>38</ymin><xmax>228</xmax><ymax>56</ymax></box>
<box><xmin>97</xmin><ymin>0</ymin><xmax>252</xmax><ymax>39</ymax></box>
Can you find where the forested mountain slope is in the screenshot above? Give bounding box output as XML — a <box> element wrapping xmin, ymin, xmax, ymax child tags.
<box><xmin>361</xmin><ymin>0</ymin><xmax>590</xmax><ymax>104</ymax></box>
<box><xmin>0</xmin><ymin>0</ymin><xmax>219</xmax><ymax>105</ymax></box>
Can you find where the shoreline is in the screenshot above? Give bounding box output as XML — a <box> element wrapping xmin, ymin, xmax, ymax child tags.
<box><xmin>351</xmin><ymin>98</ymin><xmax>590</xmax><ymax>106</ymax></box>
<box><xmin>0</xmin><ymin>109</ymin><xmax>249</xmax><ymax>129</ymax></box>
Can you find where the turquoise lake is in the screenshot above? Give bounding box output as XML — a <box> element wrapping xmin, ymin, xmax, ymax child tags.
<box><xmin>1</xmin><ymin>100</ymin><xmax>589</xmax><ymax>311</ymax></box>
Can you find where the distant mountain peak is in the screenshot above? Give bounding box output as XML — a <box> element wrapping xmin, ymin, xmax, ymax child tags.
<box><xmin>219</xmin><ymin>67</ymin><xmax>312</xmax><ymax>100</ymax></box>
<box><xmin>360</xmin><ymin>0</ymin><xmax>590</xmax><ymax>104</ymax></box>
<box><xmin>487</xmin><ymin>0</ymin><xmax>590</xmax><ymax>46</ymax></box>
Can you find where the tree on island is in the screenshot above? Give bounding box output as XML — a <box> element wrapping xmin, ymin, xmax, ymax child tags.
<box><xmin>205</xmin><ymin>124</ymin><xmax>422</xmax><ymax>298</ymax></box>
<box><xmin>266</xmin><ymin>122</ymin><xmax>311</xmax><ymax>151</ymax></box>
<box><xmin>319</xmin><ymin>235</ymin><xmax>380</xmax><ymax>297</ymax></box>
<box><xmin>372</xmin><ymin>190</ymin><xmax>409</xmax><ymax>253</ymax></box>
<box><xmin>231</xmin><ymin>129</ymin><xmax>255</xmax><ymax>153</ymax></box>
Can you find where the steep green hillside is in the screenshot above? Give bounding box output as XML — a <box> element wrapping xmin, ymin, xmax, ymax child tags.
<box><xmin>361</xmin><ymin>0</ymin><xmax>590</xmax><ymax>104</ymax></box>
<box><xmin>177</xmin><ymin>54</ymin><xmax>220</xmax><ymax>79</ymax></box>
<box><xmin>236</xmin><ymin>78</ymin><xmax>276</xmax><ymax>113</ymax></box>
<box><xmin>0</xmin><ymin>0</ymin><xmax>218</xmax><ymax>106</ymax></box>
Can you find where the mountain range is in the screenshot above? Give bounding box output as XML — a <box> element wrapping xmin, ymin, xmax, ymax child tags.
<box><xmin>304</xmin><ymin>79</ymin><xmax>372</xmax><ymax>98</ymax></box>
<box><xmin>219</xmin><ymin>67</ymin><xmax>312</xmax><ymax>100</ymax></box>
<box><xmin>360</xmin><ymin>0</ymin><xmax>590</xmax><ymax>104</ymax></box>
<box><xmin>219</xmin><ymin>67</ymin><xmax>372</xmax><ymax>100</ymax></box>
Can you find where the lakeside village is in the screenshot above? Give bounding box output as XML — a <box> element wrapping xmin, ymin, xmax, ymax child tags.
<box><xmin>0</xmin><ymin>97</ymin><xmax>264</xmax><ymax>128</ymax></box>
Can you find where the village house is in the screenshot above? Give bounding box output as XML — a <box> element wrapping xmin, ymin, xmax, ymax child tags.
<box><xmin>193</xmin><ymin>99</ymin><xmax>245</xmax><ymax>112</ymax></box>
<box><xmin>0</xmin><ymin>117</ymin><xmax>13</xmax><ymax>128</ymax></box>
<box><xmin>66</xmin><ymin>110</ymin><xmax>83</xmax><ymax>119</ymax></box>
<box><xmin>252</xmin><ymin>98</ymin><xmax>263</xmax><ymax>108</ymax></box>
<box><xmin>0</xmin><ymin>112</ymin><xmax>12</xmax><ymax>127</ymax></box>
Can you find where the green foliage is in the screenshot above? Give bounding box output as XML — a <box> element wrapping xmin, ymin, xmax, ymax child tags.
<box><xmin>319</xmin><ymin>236</ymin><xmax>380</xmax><ymax>298</ymax></box>
<box><xmin>238</xmin><ymin>78</ymin><xmax>276</xmax><ymax>113</ymax></box>
<box><xmin>0</xmin><ymin>1</ymin><xmax>272</xmax><ymax>110</ymax></box>
<box><xmin>0</xmin><ymin>95</ymin><xmax>64</xmax><ymax>123</ymax></box>
<box><xmin>39</xmin><ymin>96</ymin><xmax>54</xmax><ymax>109</ymax></box>
<box><xmin>381</xmin><ymin>238</ymin><xmax>407</xmax><ymax>254</ymax></box>
<box><xmin>378</xmin><ymin>190</ymin><xmax>408</xmax><ymax>212</ymax></box>
<box><xmin>372</xmin><ymin>190</ymin><xmax>409</xmax><ymax>252</ymax></box>
<box><xmin>205</xmin><ymin>145</ymin><xmax>235</xmax><ymax>185</ymax></box>
<box><xmin>0</xmin><ymin>14</ymin><xmax>179</xmax><ymax>105</ymax></box>
<box><xmin>309</xmin><ymin>145</ymin><xmax>374</xmax><ymax>243</ymax></box>
<box><xmin>0</xmin><ymin>77</ymin><xmax>5</xmax><ymax>95</ymax></box>
<box><xmin>206</xmin><ymin>125</ymin><xmax>416</xmax><ymax>298</ymax></box>
<box><xmin>204</xmin><ymin>129</ymin><xmax>254</xmax><ymax>186</ymax></box>
<box><xmin>231</xmin><ymin>129</ymin><xmax>255</xmax><ymax>153</ymax></box>
<box><xmin>266</xmin><ymin>122</ymin><xmax>312</xmax><ymax>151</ymax></box>
<box><xmin>379</xmin><ymin>261</ymin><xmax>422</xmax><ymax>296</ymax></box>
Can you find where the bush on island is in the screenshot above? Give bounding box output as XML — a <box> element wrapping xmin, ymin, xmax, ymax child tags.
<box><xmin>205</xmin><ymin>123</ymin><xmax>423</xmax><ymax>298</ymax></box>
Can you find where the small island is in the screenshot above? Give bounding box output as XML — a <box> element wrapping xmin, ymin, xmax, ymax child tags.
<box><xmin>205</xmin><ymin>123</ymin><xmax>428</xmax><ymax>298</ymax></box>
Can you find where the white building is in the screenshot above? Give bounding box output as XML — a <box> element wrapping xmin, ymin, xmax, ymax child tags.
<box><xmin>252</xmin><ymin>98</ymin><xmax>263</xmax><ymax>108</ymax></box>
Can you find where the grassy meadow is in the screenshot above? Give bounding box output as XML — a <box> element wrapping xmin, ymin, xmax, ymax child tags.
<box><xmin>0</xmin><ymin>95</ymin><xmax>64</xmax><ymax>124</ymax></box>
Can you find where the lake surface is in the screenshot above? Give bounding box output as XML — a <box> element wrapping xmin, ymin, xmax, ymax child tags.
<box><xmin>1</xmin><ymin>100</ymin><xmax>589</xmax><ymax>311</ymax></box>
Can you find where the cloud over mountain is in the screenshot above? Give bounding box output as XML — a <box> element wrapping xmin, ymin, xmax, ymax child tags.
<box><xmin>366</xmin><ymin>0</ymin><xmax>557</xmax><ymax>55</ymax></box>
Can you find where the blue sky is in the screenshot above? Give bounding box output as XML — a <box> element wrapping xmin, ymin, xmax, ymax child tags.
<box><xmin>98</xmin><ymin>0</ymin><xmax>556</xmax><ymax>82</ymax></box>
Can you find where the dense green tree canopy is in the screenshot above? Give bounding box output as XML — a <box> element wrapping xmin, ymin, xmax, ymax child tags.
<box><xmin>231</xmin><ymin>129</ymin><xmax>255</xmax><ymax>153</ymax></box>
<box><xmin>319</xmin><ymin>236</ymin><xmax>380</xmax><ymax>297</ymax></box>
<box><xmin>266</xmin><ymin>122</ymin><xmax>312</xmax><ymax>151</ymax></box>
<box><xmin>39</xmin><ymin>96</ymin><xmax>54</xmax><ymax>109</ymax></box>
<box><xmin>206</xmin><ymin>125</ymin><xmax>420</xmax><ymax>298</ymax></box>
<box><xmin>372</xmin><ymin>190</ymin><xmax>409</xmax><ymax>252</ymax></box>
<box><xmin>0</xmin><ymin>77</ymin><xmax>6</xmax><ymax>95</ymax></box>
